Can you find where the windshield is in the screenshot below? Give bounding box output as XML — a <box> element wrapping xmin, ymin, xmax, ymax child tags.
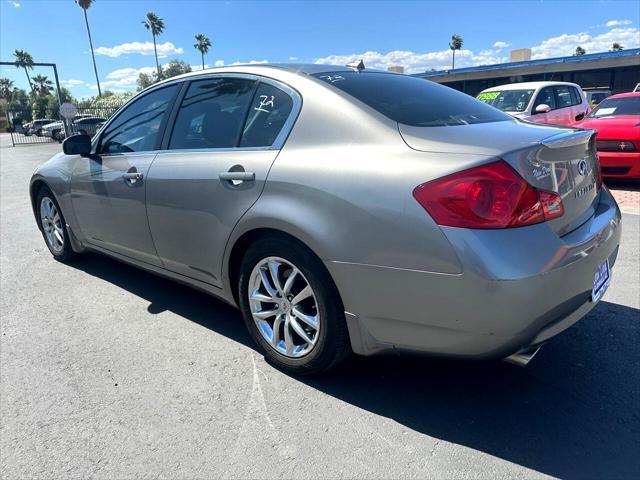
<box><xmin>312</xmin><ymin>71</ymin><xmax>510</xmax><ymax>127</ymax></box>
<box><xmin>588</xmin><ymin>96</ymin><xmax>640</xmax><ymax>117</ymax></box>
<box><xmin>476</xmin><ymin>89</ymin><xmax>534</xmax><ymax>112</ymax></box>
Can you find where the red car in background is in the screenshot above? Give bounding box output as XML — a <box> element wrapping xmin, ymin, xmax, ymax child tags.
<box><xmin>573</xmin><ymin>92</ymin><xmax>640</xmax><ymax>179</ymax></box>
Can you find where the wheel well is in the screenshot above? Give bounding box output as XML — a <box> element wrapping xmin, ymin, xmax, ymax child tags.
<box><xmin>30</xmin><ymin>180</ymin><xmax>48</xmax><ymax>224</ymax></box>
<box><xmin>227</xmin><ymin>228</ymin><xmax>339</xmax><ymax>308</ymax></box>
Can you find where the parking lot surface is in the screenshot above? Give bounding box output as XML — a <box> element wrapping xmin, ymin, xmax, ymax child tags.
<box><xmin>1</xmin><ymin>135</ymin><xmax>639</xmax><ymax>479</ymax></box>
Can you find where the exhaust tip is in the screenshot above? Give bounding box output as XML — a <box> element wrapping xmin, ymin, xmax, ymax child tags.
<box><xmin>504</xmin><ymin>346</ymin><xmax>542</xmax><ymax>367</ymax></box>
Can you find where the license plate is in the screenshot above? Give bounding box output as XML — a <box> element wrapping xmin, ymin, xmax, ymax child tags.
<box><xmin>592</xmin><ymin>259</ymin><xmax>611</xmax><ymax>302</ymax></box>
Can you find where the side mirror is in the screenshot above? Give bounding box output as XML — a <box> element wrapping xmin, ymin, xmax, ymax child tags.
<box><xmin>535</xmin><ymin>104</ymin><xmax>551</xmax><ymax>114</ymax></box>
<box><xmin>62</xmin><ymin>133</ymin><xmax>92</xmax><ymax>156</ymax></box>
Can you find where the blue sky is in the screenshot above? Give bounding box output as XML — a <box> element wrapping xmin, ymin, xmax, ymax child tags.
<box><xmin>1</xmin><ymin>0</ymin><xmax>639</xmax><ymax>98</ymax></box>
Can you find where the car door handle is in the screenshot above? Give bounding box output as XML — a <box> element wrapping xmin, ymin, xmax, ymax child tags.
<box><xmin>123</xmin><ymin>172</ymin><xmax>143</xmax><ymax>182</ymax></box>
<box><xmin>219</xmin><ymin>171</ymin><xmax>255</xmax><ymax>181</ymax></box>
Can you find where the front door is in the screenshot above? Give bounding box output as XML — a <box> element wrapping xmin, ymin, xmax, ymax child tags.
<box><xmin>146</xmin><ymin>76</ymin><xmax>298</xmax><ymax>286</ymax></box>
<box><xmin>70</xmin><ymin>83</ymin><xmax>180</xmax><ymax>265</ymax></box>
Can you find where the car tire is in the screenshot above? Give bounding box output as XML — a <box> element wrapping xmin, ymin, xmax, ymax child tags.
<box><xmin>238</xmin><ymin>237</ymin><xmax>351</xmax><ymax>375</ymax></box>
<box><xmin>36</xmin><ymin>186</ymin><xmax>77</xmax><ymax>263</ymax></box>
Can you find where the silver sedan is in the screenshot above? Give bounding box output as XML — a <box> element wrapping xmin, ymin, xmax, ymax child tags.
<box><xmin>30</xmin><ymin>64</ymin><xmax>621</xmax><ymax>374</ymax></box>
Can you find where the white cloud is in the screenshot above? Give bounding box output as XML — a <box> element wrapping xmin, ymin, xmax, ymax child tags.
<box><xmin>531</xmin><ymin>27</ymin><xmax>640</xmax><ymax>58</ymax></box>
<box><xmin>289</xmin><ymin>56</ymin><xmax>300</xmax><ymax>61</ymax></box>
<box><xmin>606</xmin><ymin>19</ymin><xmax>632</xmax><ymax>27</ymax></box>
<box><xmin>95</xmin><ymin>41</ymin><xmax>183</xmax><ymax>58</ymax></box>
<box><xmin>11</xmin><ymin>1</ymin><xmax>20</xmax><ymax>7</ymax></box>
<box><xmin>314</xmin><ymin>49</ymin><xmax>509</xmax><ymax>74</ymax></box>
<box><xmin>61</xmin><ymin>79</ymin><xmax>88</xmax><ymax>88</ymax></box>
<box><xmin>314</xmin><ymin>26</ymin><xmax>639</xmax><ymax>74</ymax></box>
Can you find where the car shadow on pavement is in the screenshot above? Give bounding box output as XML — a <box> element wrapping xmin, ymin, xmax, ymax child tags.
<box><xmin>71</xmin><ymin>253</ymin><xmax>639</xmax><ymax>479</ymax></box>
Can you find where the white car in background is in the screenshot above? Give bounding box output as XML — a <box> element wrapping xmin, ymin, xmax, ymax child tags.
<box><xmin>477</xmin><ymin>81</ymin><xmax>590</xmax><ymax>126</ymax></box>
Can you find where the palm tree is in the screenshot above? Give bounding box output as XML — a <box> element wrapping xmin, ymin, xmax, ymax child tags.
<box><xmin>611</xmin><ymin>42</ymin><xmax>624</xmax><ymax>51</ymax></box>
<box><xmin>194</xmin><ymin>33</ymin><xmax>212</xmax><ymax>70</ymax></box>
<box><xmin>31</xmin><ymin>75</ymin><xmax>54</xmax><ymax>97</ymax></box>
<box><xmin>76</xmin><ymin>0</ymin><xmax>102</xmax><ymax>96</ymax></box>
<box><xmin>0</xmin><ymin>78</ymin><xmax>14</xmax><ymax>102</ymax></box>
<box><xmin>142</xmin><ymin>12</ymin><xmax>165</xmax><ymax>79</ymax></box>
<box><xmin>13</xmin><ymin>49</ymin><xmax>34</xmax><ymax>93</ymax></box>
<box><xmin>449</xmin><ymin>34</ymin><xmax>463</xmax><ymax>70</ymax></box>
<box><xmin>574</xmin><ymin>46</ymin><xmax>586</xmax><ymax>56</ymax></box>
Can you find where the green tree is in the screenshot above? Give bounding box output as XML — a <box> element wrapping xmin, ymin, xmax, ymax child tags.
<box><xmin>163</xmin><ymin>59</ymin><xmax>192</xmax><ymax>78</ymax></box>
<box><xmin>0</xmin><ymin>78</ymin><xmax>14</xmax><ymax>101</ymax></box>
<box><xmin>142</xmin><ymin>12</ymin><xmax>165</xmax><ymax>79</ymax></box>
<box><xmin>574</xmin><ymin>46</ymin><xmax>586</xmax><ymax>56</ymax></box>
<box><xmin>76</xmin><ymin>0</ymin><xmax>102</xmax><ymax>96</ymax></box>
<box><xmin>194</xmin><ymin>33</ymin><xmax>212</xmax><ymax>70</ymax></box>
<box><xmin>449</xmin><ymin>34</ymin><xmax>463</xmax><ymax>70</ymax></box>
<box><xmin>31</xmin><ymin>74</ymin><xmax>54</xmax><ymax>97</ymax></box>
<box><xmin>137</xmin><ymin>71</ymin><xmax>157</xmax><ymax>90</ymax></box>
<box><xmin>13</xmin><ymin>49</ymin><xmax>35</xmax><ymax>93</ymax></box>
<box><xmin>611</xmin><ymin>42</ymin><xmax>624</xmax><ymax>51</ymax></box>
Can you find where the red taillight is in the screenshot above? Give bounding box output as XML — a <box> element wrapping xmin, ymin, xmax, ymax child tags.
<box><xmin>413</xmin><ymin>160</ymin><xmax>564</xmax><ymax>229</ymax></box>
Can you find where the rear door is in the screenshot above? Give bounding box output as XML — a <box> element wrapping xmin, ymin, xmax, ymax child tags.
<box><xmin>146</xmin><ymin>75</ymin><xmax>300</xmax><ymax>286</ymax></box>
<box><xmin>553</xmin><ymin>85</ymin><xmax>576</xmax><ymax>125</ymax></box>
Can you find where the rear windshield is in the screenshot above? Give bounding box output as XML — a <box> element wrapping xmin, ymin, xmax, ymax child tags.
<box><xmin>588</xmin><ymin>96</ymin><xmax>640</xmax><ymax>117</ymax></box>
<box><xmin>312</xmin><ymin>71</ymin><xmax>510</xmax><ymax>127</ymax></box>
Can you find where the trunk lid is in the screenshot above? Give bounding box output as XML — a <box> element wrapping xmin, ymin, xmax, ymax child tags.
<box><xmin>399</xmin><ymin>120</ymin><xmax>600</xmax><ymax>236</ymax></box>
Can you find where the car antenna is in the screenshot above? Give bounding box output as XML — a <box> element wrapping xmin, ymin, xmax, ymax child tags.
<box><xmin>346</xmin><ymin>59</ymin><xmax>365</xmax><ymax>71</ymax></box>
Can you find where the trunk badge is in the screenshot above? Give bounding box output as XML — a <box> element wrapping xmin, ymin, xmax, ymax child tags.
<box><xmin>577</xmin><ymin>159</ymin><xmax>588</xmax><ymax>176</ymax></box>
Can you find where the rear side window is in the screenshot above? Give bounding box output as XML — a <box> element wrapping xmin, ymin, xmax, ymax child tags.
<box><xmin>555</xmin><ymin>85</ymin><xmax>573</xmax><ymax>108</ymax></box>
<box><xmin>312</xmin><ymin>71</ymin><xmax>509</xmax><ymax>127</ymax></box>
<box><xmin>569</xmin><ymin>87</ymin><xmax>582</xmax><ymax>105</ymax></box>
<box><xmin>169</xmin><ymin>78</ymin><xmax>256</xmax><ymax>150</ymax></box>
<box><xmin>240</xmin><ymin>83</ymin><xmax>294</xmax><ymax>147</ymax></box>
<box><xmin>534</xmin><ymin>87</ymin><xmax>556</xmax><ymax>110</ymax></box>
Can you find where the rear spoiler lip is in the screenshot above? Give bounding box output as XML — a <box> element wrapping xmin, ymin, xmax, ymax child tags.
<box><xmin>541</xmin><ymin>129</ymin><xmax>596</xmax><ymax>149</ymax></box>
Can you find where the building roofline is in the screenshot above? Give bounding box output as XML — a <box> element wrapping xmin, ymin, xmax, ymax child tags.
<box><xmin>412</xmin><ymin>48</ymin><xmax>640</xmax><ymax>78</ymax></box>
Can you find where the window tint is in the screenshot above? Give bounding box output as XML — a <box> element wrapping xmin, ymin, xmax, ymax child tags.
<box><xmin>569</xmin><ymin>87</ymin><xmax>582</xmax><ymax>106</ymax></box>
<box><xmin>312</xmin><ymin>71</ymin><xmax>510</xmax><ymax>126</ymax></box>
<box><xmin>534</xmin><ymin>87</ymin><xmax>556</xmax><ymax>110</ymax></box>
<box><xmin>240</xmin><ymin>83</ymin><xmax>294</xmax><ymax>147</ymax></box>
<box><xmin>100</xmin><ymin>85</ymin><xmax>178</xmax><ymax>154</ymax></box>
<box><xmin>169</xmin><ymin>77</ymin><xmax>255</xmax><ymax>150</ymax></box>
<box><xmin>555</xmin><ymin>85</ymin><xmax>573</xmax><ymax>108</ymax></box>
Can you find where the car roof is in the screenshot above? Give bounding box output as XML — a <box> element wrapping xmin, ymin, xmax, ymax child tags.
<box><xmin>482</xmin><ymin>81</ymin><xmax>580</xmax><ymax>92</ymax></box>
<box><xmin>152</xmin><ymin>62</ymin><xmax>392</xmax><ymax>88</ymax></box>
<box><xmin>607</xmin><ymin>92</ymin><xmax>640</xmax><ymax>99</ymax></box>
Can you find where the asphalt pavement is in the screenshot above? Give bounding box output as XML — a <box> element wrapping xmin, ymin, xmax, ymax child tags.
<box><xmin>1</xmin><ymin>135</ymin><xmax>639</xmax><ymax>479</ymax></box>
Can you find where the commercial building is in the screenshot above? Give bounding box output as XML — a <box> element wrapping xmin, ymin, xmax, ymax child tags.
<box><xmin>413</xmin><ymin>48</ymin><xmax>640</xmax><ymax>96</ymax></box>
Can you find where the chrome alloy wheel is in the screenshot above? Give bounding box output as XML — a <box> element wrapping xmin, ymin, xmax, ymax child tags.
<box><xmin>248</xmin><ymin>256</ymin><xmax>320</xmax><ymax>358</ymax></box>
<box><xmin>40</xmin><ymin>196</ymin><xmax>64</xmax><ymax>253</ymax></box>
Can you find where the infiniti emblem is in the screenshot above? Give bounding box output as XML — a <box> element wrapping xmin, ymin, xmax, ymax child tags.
<box><xmin>577</xmin><ymin>159</ymin><xmax>588</xmax><ymax>176</ymax></box>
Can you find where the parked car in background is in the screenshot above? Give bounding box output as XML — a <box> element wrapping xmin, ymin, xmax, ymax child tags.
<box><xmin>574</xmin><ymin>92</ymin><xmax>640</xmax><ymax>179</ymax></box>
<box><xmin>22</xmin><ymin>119</ymin><xmax>56</xmax><ymax>136</ymax></box>
<box><xmin>73</xmin><ymin>116</ymin><xmax>106</xmax><ymax>136</ymax></box>
<box><xmin>30</xmin><ymin>65</ymin><xmax>620</xmax><ymax>374</ymax></box>
<box><xmin>41</xmin><ymin>115</ymin><xmax>95</xmax><ymax>141</ymax></box>
<box><xmin>584</xmin><ymin>88</ymin><xmax>611</xmax><ymax>107</ymax></box>
<box><xmin>477</xmin><ymin>81</ymin><xmax>590</xmax><ymax>126</ymax></box>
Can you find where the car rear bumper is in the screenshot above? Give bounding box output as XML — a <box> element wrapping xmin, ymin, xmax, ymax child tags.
<box><xmin>326</xmin><ymin>188</ymin><xmax>622</xmax><ymax>358</ymax></box>
<box><xmin>598</xmin><ymin>151</ymin><xmax>640</xmax><ymax>178</ymax></box>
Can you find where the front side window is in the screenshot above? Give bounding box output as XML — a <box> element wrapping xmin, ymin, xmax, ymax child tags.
<box><xmin>169</xmin><ymin>77</ymin><xmax>256</xmax><ymax>150</ymax></box>
<box><xmin>533</xmin><ymin>87</ymin><xmax>556</xmax><ymax>111</ymax></box>
<box><xmin>100</xmin><ymin>84</ymin><xmax>178</xmax><ymax>154</ymax></box>
<box><xmin>476</xmin><ymin>89</ymin><xmax>534</xmax><ymax>112</ymax></box>
<box><xmin>555</xmin><ymin>86</ymin><xmax>573</xmax><ymax>108</ymax></box>
<box><xmin>240</xmin><ymin>83</ymin><xmax>294</xmax><ymax>147</ymax></box>
<box><xmin>312</xmin><ymin>71</ymin><xmax>510</xmax><ymax>127</ymax></box>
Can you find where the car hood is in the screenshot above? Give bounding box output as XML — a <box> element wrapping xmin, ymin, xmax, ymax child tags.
<box><xmin>573</xmin><ymin>116</ymin><xmax>640</xmax><ymax>140</ymax></box>
<box><xmin>398</xmin><ymin>119</ymin><xmax>571</xmax><ymax>156</ymax></box>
